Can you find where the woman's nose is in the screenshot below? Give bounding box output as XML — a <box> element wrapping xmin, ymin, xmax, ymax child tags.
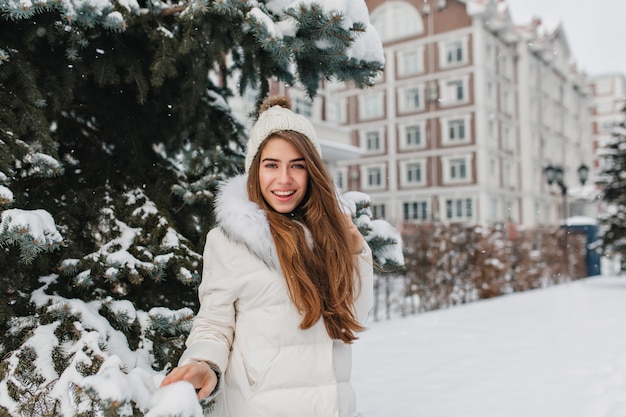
<box><xmin>277</xmin><ymin>168</ymin><xmax>291</xmax><ymax>183</ymax></box>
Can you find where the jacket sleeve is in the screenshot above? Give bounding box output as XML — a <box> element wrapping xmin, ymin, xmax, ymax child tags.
<box><xmin>178</xmin><ymin>228</ymin><xmax>237</xmax><ymax>374</ymax></box>
<box><xmin>353</xmin><ymin>241</ymin><xmax>374</xmax><ymax>325</ymax></box>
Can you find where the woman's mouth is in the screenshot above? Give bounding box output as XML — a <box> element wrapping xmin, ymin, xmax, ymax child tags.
<box><xmin>272</xmin><ymin>190</ymin><xmax>296</xmax><ymax>201</ymax></box>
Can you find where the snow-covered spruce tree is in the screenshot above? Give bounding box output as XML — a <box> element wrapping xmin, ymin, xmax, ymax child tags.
<box><xmin>342</xmin><ymin>192</ymin><xmax>405</xmax><ymax>321</ymax></box>
<box><xmin>342</xmin><ymin>192</ymin><xmax>404</xmax><ymax>275</ymax></box>
<box><xmin>596</xmin><ymin>111</ymin><xmax>626</xmax><ymax>272</ymax></box>
<box><xmin>0</xmin><ymin>0</ymin><xmax>384</xmax><ymax>414</ymax></box>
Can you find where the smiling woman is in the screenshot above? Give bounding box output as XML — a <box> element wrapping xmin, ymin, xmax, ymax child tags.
<box><xmin>257</xmin><ymin>136</ymin><xmax>309</xmax><ymax>214</ymax></box>
<box><xmin>160</xmin><ymin>95</ymin><xmax>374</xmax><ymax>417</ymax></box>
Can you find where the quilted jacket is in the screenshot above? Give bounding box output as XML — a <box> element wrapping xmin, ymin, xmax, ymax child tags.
<box><xmin>179</xmin><ymin>174</ymin><xmax>374</xmax><ymax>417</ymax></box>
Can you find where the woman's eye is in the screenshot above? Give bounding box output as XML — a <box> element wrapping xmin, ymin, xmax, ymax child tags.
<box><xmin>264</xmin><ymin>163</ymin><xmax>277</xmax><ymax>169</ymax></box>
<box><xmin>292</xmin><ymin>163</ymin><xmax>306</xmax><ymax>169</ymax></box>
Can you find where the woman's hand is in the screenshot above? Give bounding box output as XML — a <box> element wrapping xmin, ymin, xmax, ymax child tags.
<box><xmin>344</xmin><ymin>214</ymin><xmax>364</xmax><ymax>254</ymax></box>
<box><xmin>160</xmin><ymin>360</ymin><xmax>218</xmax><ymax>400</ymax></box>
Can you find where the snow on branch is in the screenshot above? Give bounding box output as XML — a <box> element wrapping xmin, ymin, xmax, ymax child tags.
<box><xmin>0</xmin><ymin>209</ymin><xmax>64</xmax><ymax>263</ymax></box>
<box><xmin>1</xmin><ymin>275</ymin><xmax>198</xmax><ymax>416</ymax></box>
<box><xmin>0</xmin><ymin>185</ymin><xmax>14</xmax><ymax>207</ymax></box>
<box><xmin>341</xmin><ymin>191</ymin><xmax>405</xmax><ymax>273</ymax></box>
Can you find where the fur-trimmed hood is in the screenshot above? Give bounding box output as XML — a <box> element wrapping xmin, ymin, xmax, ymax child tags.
<box><xmin>213</xmin><ymin>174</ymin><xmax>281</xmax><ymax>271</ymax></box>
<box><xmin>214</xmin><ymin>173</ymin><xmax>355</xmax><ymax>271</ymax></box>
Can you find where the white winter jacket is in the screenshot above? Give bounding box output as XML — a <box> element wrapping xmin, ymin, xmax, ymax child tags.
<box><xmin>179</xmin><ymin>174</ymin><xmax>374</xmax><ymax>417</ymax></box>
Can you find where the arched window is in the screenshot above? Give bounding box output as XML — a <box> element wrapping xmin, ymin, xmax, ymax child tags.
<box><xmin>370</xmin><ymin>2</ymin><xmax>423</xmax><ymax>42</ymax></box>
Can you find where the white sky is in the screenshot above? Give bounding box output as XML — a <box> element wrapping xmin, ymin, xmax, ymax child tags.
<box><xmin>352</xmin><ymin>274</ymin><xmax>626</xmax><ymax>417</ymax></box>
<box><xmin>506</xmin><ymin>0</ymin><xmax>626</xmax><ymax>76</ymax></box>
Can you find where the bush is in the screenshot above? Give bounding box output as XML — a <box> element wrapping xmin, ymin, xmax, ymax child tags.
<box><xmin>370</xmin><ymin>222</ymin><xmax>586</xmax><ymax>319</ymax></box>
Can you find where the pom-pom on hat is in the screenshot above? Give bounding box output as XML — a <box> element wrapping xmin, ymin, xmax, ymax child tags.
<box><xmin>245</xmin><ymin>95</ymin><xmax>321</xmax><ymax>172</ymax></box>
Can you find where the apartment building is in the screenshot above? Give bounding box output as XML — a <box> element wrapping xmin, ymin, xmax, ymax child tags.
<box><xmin>312</xmin><ymin>0</ymin><xmax>592</xmax><ymax>227</ymax></box>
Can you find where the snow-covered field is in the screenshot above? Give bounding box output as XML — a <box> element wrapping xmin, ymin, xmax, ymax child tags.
<box><xmin>353</xmin><ymin>275</ymin><xmax>626</xmax><ymax>417</ymax></box>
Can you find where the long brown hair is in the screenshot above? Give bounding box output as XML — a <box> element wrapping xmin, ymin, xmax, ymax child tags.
<box><xmin>247</xmin><ymin>131</ymin><xmax>364</xmax><ymax>343</ymax></box>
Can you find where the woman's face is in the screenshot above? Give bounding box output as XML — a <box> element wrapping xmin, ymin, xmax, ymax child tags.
<box><xmin>258</xmin><ymin>136</ymin><xmax>309</xmax><ymax>214</ymax></box>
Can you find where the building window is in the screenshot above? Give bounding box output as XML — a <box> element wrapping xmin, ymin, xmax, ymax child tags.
<box><xmin>360</xmin><ymin>93</ymin><xmax>384</xmax><ymax>119</ymax></box>
<box><xmin>501</xmin><ymin>91</ymin><xmax>509</xmax><ymax>113</ymax></box>
<box><xmin>371</xmin><ymin>203</ymin><xmax>386</xmax><ymax>219</ymax></box>
<box><xmin>449</xmin><ymin>80</ymin><xmax>464</xmax><ymax>101</ymax></box>
<box><xmin>449</xmin><ymin>119</ymin><xmax>466</xmax><ymax>141</ymax></box>
<box><xmin>503</xmin><ymin>126</ymin><xmax>512</xmax><ymax>151</ymax></box>
<box><xmin>403</xmin><ymin>201</ymin><xmax>428</xmax><ymax>220</ymax></box>
<box><xmin>442</xmin><ymin>155</ymin><xmax>472</xmax><ymax>184</ymax></box>
<box><xmin>400</xmin><ymin>159</ymin><xmax>426</xmax><ymax>187</ymax></box>
<box><xmin>534</xmin><ymin>202</ymin><xmax>540</xmax><ymax>223</ymax></box>
<box><xmin>445</xmin><ymin>198</ymin><xmax>473</xmax><ymax>220</ymax></box>
<box><xmin>449</xmin><ymin>158</ymin><xmax>467</xmax><ymax>180</ymax></box>
<box><xmin>364</xmin><ymin>165</ymin><xmax>385</xmax><ymax>189</ymax></box>
<box><xmin>406</xmin><ymin>125</ymin><xmax>422</xmax><ymax>147</ymax></box>
<box><xmin>441</xmin><ymin>115</ymin><xmax>471</xmax><ymax>145</ymax></box>
<box><xmin>368</xmin><ymin>167</ymin><xmax>381</xmax><ymax>186</ymax></box>
<box><xmin>362</xmin><ymin>130</ymin><xmax>385</xmax><ymax>153</ymax></box>
<box><xmin>410</xmin><ymin>89</ymin><xmax>421</xmax><ymax>109</ymax></box>
<box><xmin>440</xmin><ymin>76</ymin><xmax>469</xmax><ymax>107</ymax></box>
<box><xmin>447</xmin><ymin>41</ymin><xmax>463</xmax><ymax>64</ymax></box>
<box><xmin>370</xmin><ymin>2</ymin><xmax>423</xmax><ymax>42</ymax></box>
<box><xmin>489</xmin><ymin>157</ymin><xmax>497</xmax><ymax>177</ymax></box>
<box><xmin>503</xmin><ymin>162</ymin><xmax>512</xmax><ymax>188</ymax></box>
<box><xmin>397</xmin><ymin>48</ymin><xmax>424</xmax><ymax>76</ymax></box>
<box><xmin>439</xmin><ymin>37</ymin><xmax>469</xmax><ymax>69</ymax></box>
<box><xmin>366</xmin><ymin>131</ymin><xmax>381</xmax><ymax>152</ymax></box>
<box><xmin>399</xmin><ymin>122</ymin><xmax>426</xmax><ymax>151</ymax></box>
<box><xmin>334</xmin><ymin>168</ymin><xmax>347</xmax><ymax>192</ymax></box>
<box><xmin>601</xmin><ymin>121</ymin><xmax>616</xmax><ymax>132</ymax></box>
<box><xmin>406</xmin><ymin>163</ymin><xmax>421</xmax><ymax>184</ymax></box>
<box><xmin>398</xmin><ymin>86</ymin><xmax>424</xmax><ymax>113</ymax></box>
<box><xmin>490</xmin><ymin>198</ymin><xmax>498</xmax><ymax>219</ymax></box>
<box><xmin>330</xmin><ymin>99</ymin><xmax>347</xmax><ymax>124</ymax></box>
<box><xmin>293</xmin><ymin>97</ymin><xmax>312</xmax><ymax>117</ymax></box>
<box><xmin>406</xmin><ymin>162</ymin><xmax>422</xmax><ymax>184</ymax></box>
<box><xmin>499</xmin><ymin>53</ymin><xmax>511</xmax><ymax>79</ymax></box>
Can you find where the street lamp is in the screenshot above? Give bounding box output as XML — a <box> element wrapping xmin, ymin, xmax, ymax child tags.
<box><xmin>544</xmin><ymin>163</ymin><xmax>590</xmax><ymax>279</ymax></box>
<box><xmin>577</xmin><ymin>163</ymin><xmax>589</xmax><ymax>186</ymax></box>
<box><xmin>544</xmin><ymin>164</ymin><xmax>567</xmax><ymax>220</ymax></box>
<box><xmin>544</xmin><ymin>163</ymin><xmax>590</xmax><ymax>220</ymax></box>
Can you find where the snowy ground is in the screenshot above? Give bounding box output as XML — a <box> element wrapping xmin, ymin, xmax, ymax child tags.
<box><xmin>353</xmin><ymin>275</ymin><xmax>626</xmax><ymax>417</ymax></box>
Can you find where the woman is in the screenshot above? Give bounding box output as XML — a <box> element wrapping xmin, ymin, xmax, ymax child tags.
<box><xmin>161</xmin><ymin>95</ymin><xmax>374</xmax><ymax>417</ymax></box>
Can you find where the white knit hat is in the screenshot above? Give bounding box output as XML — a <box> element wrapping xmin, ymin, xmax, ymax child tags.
<box><xmin>245</xmin><ymin>96</ymin><xmax>322</xmax><ymax>172</ymax></box>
